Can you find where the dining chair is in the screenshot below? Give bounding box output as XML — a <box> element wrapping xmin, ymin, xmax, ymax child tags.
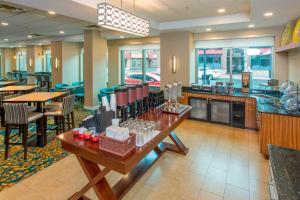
<box><xmin>4</xmin><ymin>103</ymin><xmax>44</xmax><ymax>160</ymax></box>
<box><xmin>44</xmin><ymin>95</ymin><xmax>75</xmax><ymax>134</ymax></box>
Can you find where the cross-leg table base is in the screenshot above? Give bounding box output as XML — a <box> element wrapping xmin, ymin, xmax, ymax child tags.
<box><xmin>69</xmin><ymin>131</ymin><xmax>188</xmax><ymax>200</ymax></box>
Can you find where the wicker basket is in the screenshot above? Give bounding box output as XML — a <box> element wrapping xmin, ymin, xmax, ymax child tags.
<box><xmin>99</xmin><ymin>133</ymin><xmax>136</xmax><ymax>158</ymax></box>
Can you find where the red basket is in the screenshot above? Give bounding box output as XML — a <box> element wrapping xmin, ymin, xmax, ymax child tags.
<box><xmin>99</xmin><ymin>133</ymin><xmax>136</xmax><ymax>158</ymax></box>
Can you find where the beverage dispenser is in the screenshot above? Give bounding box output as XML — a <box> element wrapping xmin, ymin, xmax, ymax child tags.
<box><xmin>126</xmin><ymin>85</ymin><xmax>137</xmax><ymax>119</ymax></box>
<box><xmin>115</xmin><ymin>86</ymin><xmax>128</xmax><ymax>122</ymax></box>
<box><xmin>136</xmin><ymin>84</ymin><xmax>143</xmax><ymax>116</ymax></box>
<box><xmin>142</xmin><ymin>82</ymin><xmax>149</xmax><ymax>112</ymax></box>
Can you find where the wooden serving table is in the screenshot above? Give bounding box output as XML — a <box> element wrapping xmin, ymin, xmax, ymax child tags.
<box><xmin>57</xmin><ymin>107</ymin><xmax>191</xmax><ymax>200</ymax></box>
<box><xmin>3</xmin><ymin>92</ymin><xmax>68</xmax><ymax>147</ymax></box>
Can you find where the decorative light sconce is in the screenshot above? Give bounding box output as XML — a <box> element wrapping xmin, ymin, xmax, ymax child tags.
<box><xmin>171</xmin><ymin>55</ymin><xmax>177</xmax><ymax>73</ymax></box>
<box><xmin>13</xmin><ymin>55</ymin><xmax>16</xmax><ymax>59</ymax></box>
<box><xmin>29</xmin><ymin>58</ymin><xmax>32</xmax><ymax>67</ymax></box>
<box><xmin>55</xmin><ymin>57</ymin><xmax>59</xmax><ymax>69</ymax></box>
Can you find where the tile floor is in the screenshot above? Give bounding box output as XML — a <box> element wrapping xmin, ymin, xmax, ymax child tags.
<box><xmin>0</xmin><ymin>120</ymin><xmax>269</xmax><ymax>200</ymax></box>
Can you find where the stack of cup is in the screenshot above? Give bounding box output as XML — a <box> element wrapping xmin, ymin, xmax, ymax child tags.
<box><xmin>110</xmin><ymin>93</ymin><xmax>117</xmax><ymax>117</ymax></box>
<box><xmin>102</xmin><ymin>96</ymin><xmax>110</xmax><ymax>111</ymax></box>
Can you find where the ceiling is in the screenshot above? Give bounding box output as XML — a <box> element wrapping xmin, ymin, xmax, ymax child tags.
<box><xmin>72</xmin><ymin>0</ymin><xmax>250</xmax><ymax>22</ymax></box>
<box><xmin>1</xmin><ymin>0</ymin><xmax>300</xmax><ymax>47</ymax></box>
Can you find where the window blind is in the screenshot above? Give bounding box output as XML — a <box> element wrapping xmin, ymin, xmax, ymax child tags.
<box><xmin>195</xmin><ymin>36</ymin><xmax>274</xmax><ymax>48</ymax></box>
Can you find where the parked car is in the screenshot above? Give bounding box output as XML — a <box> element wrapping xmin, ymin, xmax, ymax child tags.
<box><xmin>198</xmin><ymin>68</ymin><xmax>221</xmax><ymax>80</ymax></box>
<box><xmin>125</xmin><ymin>72</ymin><xmax>160</xmax><ymax>87</ymax></box>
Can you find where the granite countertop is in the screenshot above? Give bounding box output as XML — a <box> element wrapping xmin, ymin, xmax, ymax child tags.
<box><xmin>183</xmin><ymin>88</ymin><xmax>300</xmax><ymax>117</ymax></box>
<box><xmin>268</xmin><ymin>145</ymin><xmax>300</xmax><ymax>200</ymax></box>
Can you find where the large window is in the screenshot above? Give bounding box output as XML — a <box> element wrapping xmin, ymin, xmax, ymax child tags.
<box><xmin>80</xmin><ymin>48</ymin><xmax>84</xmax><ymax>81</ymax></box>
<box><xmin>43</xmin><ymin>50</ymin><xmax>51</xmax><ymax>72</ymax></box>
<box><xmin>196</xmin><ymin>47</ymin><xmax>272</xmax><ymax>89</ymax></box>
<box><xmin>121</xmin><ymin>47</ymin><xmax>160</xmax><ymax>88</ymax></box>
<box><xmin>16</xmin><ymin>52</ymin><xmax>27</xmax><ymax>71</ymax></box>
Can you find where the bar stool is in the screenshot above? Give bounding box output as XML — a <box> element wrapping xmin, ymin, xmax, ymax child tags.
<box><xmin>44</xmin><ymin>95</ymin><xmax>75</xmax><ymax>134</ymax></box>
<box><xmin>4</xmin><ymin>103</ymin><xmax>44</xmax><ymax>160</ymax></box>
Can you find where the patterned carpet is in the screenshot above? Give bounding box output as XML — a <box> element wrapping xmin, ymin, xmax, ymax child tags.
<box><xmin>0</xmin><ymin>108</ymin><xmax>92</xmax><ymax>191</ymax></box>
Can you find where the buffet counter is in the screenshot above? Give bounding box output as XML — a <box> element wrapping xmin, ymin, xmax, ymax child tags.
<box><xmin>181</xmin><ymin>88</ymin><xmax>300</xmax><ymax>157</ymax></box>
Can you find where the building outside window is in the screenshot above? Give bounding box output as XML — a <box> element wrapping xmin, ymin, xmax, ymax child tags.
<box><xmin>195</xmin><ymin>37</ymin><xmax>274</xmax><ymax>89</ymax></box>
<box><xmin>120</xmin><ymin>46</ymin><xmax>160</xmax><ymax>89</ymax></box>
<box><xmin>16</xmin><ymin>52</ymin><xmax>27</xmax><ymax>71</ymax></box>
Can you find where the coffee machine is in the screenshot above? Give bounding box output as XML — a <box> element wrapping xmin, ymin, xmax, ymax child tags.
<box><xmin>242</xmin><ymin>72</ymin><xmax>251</xmax><ymax>93</ymax></box>
<box><xmin>136</xmin><ymin>84</ymin><xmax>143</xmax><ymax>116</ymax></box>
<box><xmin>115</xmin><ymin>86</ymin><xmax>128</xmax><ymax>122</ymax></box>
<box><xmin>125</xmin><ymin>85</ymin><xmax>137</xmax><ymax>119</ymax></box>
<box><xmin>142</xmin><ymin>82</ymin><xmax>149</xmax><ymax>112</ymax></box>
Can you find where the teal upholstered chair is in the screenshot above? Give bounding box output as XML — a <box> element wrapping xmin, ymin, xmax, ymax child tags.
<box><xmin>73</xmin><ymin>87</ymin><xmax>84</xmax><ymax>104</ymax></box>
<box><xmin>55</xmin><ymin>83</ymin><xmax>69</xmax><ymax>89</ymax></box>
<box><xmin>72</xmin><ymin>81</ymin><xmax>84</xmax><ymax>86</ymax></box>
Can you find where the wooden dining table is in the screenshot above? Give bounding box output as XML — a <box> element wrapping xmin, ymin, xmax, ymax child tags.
<box><xmin>57</xmin><ymin>106</ymin><xmax>191</xmax><ymax>200</ymax></box>
<box><xmin>0</xmin><ymin>85</ymin><xmax>39</xmax><ymax>93</ymax></box>
<box><xmin>0</xmin><ymin>81</ymin><xmax>18</xmax><ymax>87</ymax></box>
<box><xmin>3</xmin><ymin>92</ymin><xmax>68</xmax><ymax>147</ymax></box>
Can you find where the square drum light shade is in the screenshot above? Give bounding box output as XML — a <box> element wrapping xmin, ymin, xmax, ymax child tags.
<box><xmin>97</xmin><ymin>3</ymin><xmax>149</xmax><ymax>36</ymax></box>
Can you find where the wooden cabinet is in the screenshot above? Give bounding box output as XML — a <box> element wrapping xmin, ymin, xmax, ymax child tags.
<box><xmin>259</xmin><ymin>112</ymin><xmax>300</xmax><ymax>156</ymax></box>
<box><xmin>245</xmin><ymin>99</ymin><xmax>257</xmax><ymax>130</ymax></box>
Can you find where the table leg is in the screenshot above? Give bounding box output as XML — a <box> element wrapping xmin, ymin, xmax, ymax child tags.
<box><xmin>71</xmin><ymin>156</ymin><xmax>117</xmax><ymax>200</ymax></box>
<box><xmin>69</xmin><ymin>132</ymin><xmax>188</xmax><ymax>200</ymax></box>
<box><xmin>0</xmin><ymin>106</ymin><xmax>5</xmax><ymax>127</ymax></box>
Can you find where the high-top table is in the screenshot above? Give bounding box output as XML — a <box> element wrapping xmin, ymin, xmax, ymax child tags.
<box><xmin>0</xmin><ymin>85</ymin><xmax>40</xmax><ymax>126</ymax></box>
<box><xmin>3</xmin><ymin>92</ymin><xmax>68</xmax><ymax>147</ymax></box>
<box><xmin>57</xmin><ymin>107</ymin><xmax>191</xmax><ymax>200</ymax></box>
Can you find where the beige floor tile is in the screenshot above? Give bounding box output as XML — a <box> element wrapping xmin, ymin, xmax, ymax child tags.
<box><xmin>201</xmin><ymin>167</ymin><xmax>227</xmax><ymax>196</ymax></box>
<box><xmin>223</xmin><ymin>184</ymin><xmax>249</xmax><ymax>200</ymax></box>
<box><xmin>249</xmin><ymin>179</ymin><xmax>269</xmax><ymax>200</ymax></box>
<box><xmin>198</xmin><ymin>190</ymin><xmax>223</xmax><ymax>200</ymax></box>
<box><xmin>0</xmin><ymin>183</ymin><xmax>46</xmax><ymax>200</ymax></box>
<box><xmin>227</xmin><ymin>163</ymin><xmax>249</xmax><ymax>190</ymax></box>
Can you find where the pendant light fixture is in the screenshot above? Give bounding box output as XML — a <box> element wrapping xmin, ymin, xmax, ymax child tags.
<box><xmin>97</xmin><ymin>0</ymin><xmax>149</xmax><ymax>36</ymax></box>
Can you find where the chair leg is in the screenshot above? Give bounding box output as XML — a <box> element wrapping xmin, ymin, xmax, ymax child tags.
<box><xmin>4</xmin><ymin>124</ymin><xmax>11</xmax><ymax>160</ymax></box>
<box><xmin>62</xmin><ymin>116</ymin><xmax>65</xmax><ymax>132</ymax></box>
<box><xmin>22</xmin><ymin>124</ymin><xmax>29</xmax><ymax>160</ymax></box>
<box><xmin>67</xmin><ymin>114</ymin><xmax>71</xmax><ymax>130</ymax></box>
<box><xmin>71</xmin><ymin>111</ymin><xmax>75</xmax><ymax>129</ymax></box>
<box><xmin>41</xmin><ymin>117</ymin><xmax>46</xmax><ymax>145</ymax></box>
<box><xmin>54</xmin><ymin>117</ymin><xmax>59</xmax><ymax>135</ymax></box>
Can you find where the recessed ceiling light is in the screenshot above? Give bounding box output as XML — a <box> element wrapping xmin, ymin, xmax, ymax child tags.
<box><xmin>206</xmin><ymin>28</ymin><xmax>212</xmax><ymax>31</ymax></box>
<box><xmin>1</xmin><ymin>22</ymin><xmax>8</xmax><ymax>26</ymax></box>
<box><xmin>264</xmin><ymin>12</ymin><xmax>273</xmax><ymax>17</ymax></box>
<box><xmin>59</xmin><ymin>30</ymin><xmax>65</xmax><ymax>34</ymax></box>
<box><xmin>27</xmin><ymin>35</ymin><xmax>32</xmax><ymax>38</ymax></box>
<box><xmin>218</xmin><ymin>8</ymin><xmax>226</xmax><ymax>13</ymax></box>
<box><xmin>248</xmin><ymin>24</ymin><xmax>255</xmax><ymax>28</ymax></box>
<box><xmin>48</xmin><ymin>11</ymin><xmax>56</xmax><ymax>15</ymax></box>
<box><xmin>120</xmin><ymin>35</ymin><xmax>125</xmax><ymax>39</ymax></box>
<box><xmin>4</xmin><ymin>38</ymin><xmax>8</xmax><ymax>41</ymax></box>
